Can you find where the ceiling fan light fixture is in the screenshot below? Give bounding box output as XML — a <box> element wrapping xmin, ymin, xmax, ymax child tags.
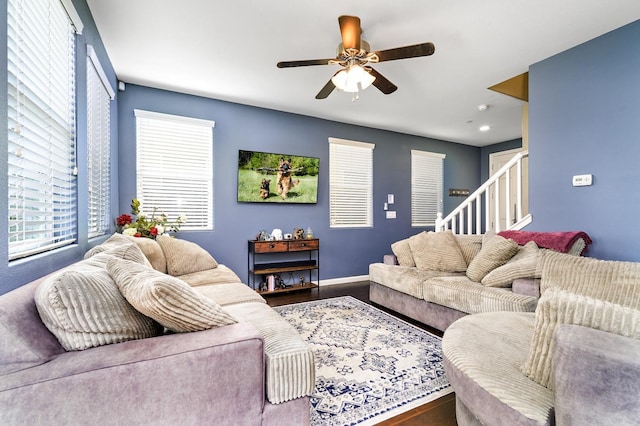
<box><xmin>331</xmin><ymin>65</ymin><xmax>376</xmax><ymax>93</ymax></box>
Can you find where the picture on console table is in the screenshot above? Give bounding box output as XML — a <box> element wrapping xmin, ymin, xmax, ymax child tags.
<box><xmin>237</xmin><ymin>149</ymin><xmax>319</xmax><ymax>203</ymax></box>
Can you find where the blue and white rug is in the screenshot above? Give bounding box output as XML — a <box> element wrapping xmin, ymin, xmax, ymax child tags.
<box><xmin>274</xmin><ymin>296</ymin><xmax>452</xmax><ymax>426</ymax></box>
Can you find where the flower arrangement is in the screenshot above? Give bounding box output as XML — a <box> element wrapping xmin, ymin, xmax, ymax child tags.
<box><xmin>116</xmin><ymin>198</ymin><xmax>186</xmax><ymax>239</ymax></box>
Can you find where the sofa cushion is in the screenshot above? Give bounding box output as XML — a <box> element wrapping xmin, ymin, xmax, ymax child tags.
<box><xmin>224</xmin><ymin>301</ymin><xmax>315</xmax><ymax>404</ymax></box>
<box><xmin>107</xmin><ymin>258</ymin><xmax>237</xmax><ymax>332</ymax></box>
<box><xmin>408</xmin><ymin>230</ymin><xmax>467</xmax><ymax>272</ymax></box>
<box><xmin>194</xmin><ymin>283</ymin><xmax>266</xmax><ymax>306</ymax></box>
<box><xmin>443</xmin><ymin>312</ymin><xmax>554</xmax><ymax>425</ymax></box>
<box><xmin>466</xmin><ymin>233</ymin><xmax>519</xmax><ymax>282</ymax></box>
<box><xmin>176</xmin><ymin>265</ymin><xmax>242</xmax><ymax>287</ymax></box>
<box><xmin>522</xmin><ymin>287</ymin><xmax>640</xmax><ymax>389</ymax></box>
<box><xmin>156</xmin><ymin>235</ymin><xmax>219</xmax><ymax>276</ymax></box>
<box><xmin>391</xmin><ymin>233</ymin><xmax>423</xmax><ymax>267</ymax></box>
<box><xmin>369</xmin><ymin>262</ymin><xmax>463</xmax><ymax>299</ymax></box>
<box><xmin>423</xmin><ymin>276</ymin><xmax>538</xmax><ymax>315</ymax></box>
<box><xmin>35</xmin><ymin>253</ymin><xmax>162</xmax><ymax>351</ymax></box>
<box><xmin>481</xmin><ymin>241</ymin><xmax>541</xmax><ymax>288</ymax></box>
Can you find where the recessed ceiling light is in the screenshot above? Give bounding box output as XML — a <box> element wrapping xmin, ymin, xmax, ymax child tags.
<box><xmin>477</xmin><ymin>104</ymin><xmax>489</xmax><ymax>111</ymax></box>
<box><xmin>479</xmin><ymin>125</ymin><xmax>491</xmax><ymax>132</ymax></box>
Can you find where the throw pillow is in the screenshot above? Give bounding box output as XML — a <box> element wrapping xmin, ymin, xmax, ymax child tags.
<box><xmin>408</xmin><ymin>230</ymin><xmax>467</xmax><ymax>272</ymax></box>
<box><xmin>156</xmin><ymin>235</ymin><xmax>218</xmax><ymax>276</ymax></box>
<box><xmin>539</xmin><ymin>250</ymin><xmax>640</xmax><ymax>304</ymax></box>
<box><xmin>107</xmin><ymin>258</ymin><xmax>237</xmax><ymax>332</ymax></box>
<box><xmin>481</xmin><ymin>241</ymin><xmax>541</xmax><ymax>287</ymax></box>
<box><xmin>466</xmin><ymin>233</ymin><xmax>519</xmax><ymax>282</ymax></box>
<box><xmin>391</xmin><ymin>233</ymin><xmax>423</xmax><ymax>267</ymax></box>
<box><xmin>84</xmin><ymin>233</ymin><xmax>153</xmax><ymax>269</ymax></box>
<box><xmin>522</xmin><ymin>287</ymin><xmax>640</xmax><ymax>389</ymax></box>
<box><xmin>125</xmin><ymin>235</ymin><xmax>167</xmax><ymax>273</ymax></box>
<box><xmin>84</xmin><ymin>232</ymin><xmax>133</xmax><ymax>258</ymax></box>
<box><xmin>35</xmin><ymin>258</ymin><xmax>162</xmax><ymax>351</ymax></box>
<box><xmin>454</xmin><ymin>234</ymin><xmax>484</xmax><ymax>266</ymax></box>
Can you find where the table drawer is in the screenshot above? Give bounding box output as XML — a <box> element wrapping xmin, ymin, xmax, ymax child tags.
<box><xmin>253</xmin><ymin>241</ymin><xmax>288</xmax><ymax>253</ymax></box>
<box><xmin>288</xmin><ymin>239</ymin><xmax>319</xmax><ymax>251</ymax></box>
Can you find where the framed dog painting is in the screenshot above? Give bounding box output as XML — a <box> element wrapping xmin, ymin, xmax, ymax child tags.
<box><xmin>237</xmin><ymin>150</ymin><xmax>319</xmax><ymax>204</ymax></box>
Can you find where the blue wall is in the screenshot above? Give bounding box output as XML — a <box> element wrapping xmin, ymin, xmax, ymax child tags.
<box><xmin>118</xmin><ymin>85</ymin><xmax>482</xmax><ymax>282</ymax></box>
<box><xmin>0</xmin><ymin>0</ymin><xmax>118</xmax><ymax>295</ymax></box>
<box><xmin>528</xmin><ymin>20</ymin><xmax>640</xmax><ymax>261</ymax></box>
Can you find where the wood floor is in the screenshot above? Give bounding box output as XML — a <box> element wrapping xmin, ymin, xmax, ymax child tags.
<box><xmin>264</xmin><ymin>281</ymin><xmax>458</xmax><ymax>426</ymax></box>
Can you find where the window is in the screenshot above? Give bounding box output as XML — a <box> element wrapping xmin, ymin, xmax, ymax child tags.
<box><xmin>411</xmin><ymin>150</ymin><xmax>445</xmax><ymax>227</ymax></box>
<box><xmin>87</xmin><ymin>46</ymin><xmax>115</xmax><ymax>239</ymax></box>
<box><xmin>135</xmin><ymin>110</ymin><xmax>214</xmax><ymax>230</ymax></box>
<box><xmin>329</xmin><ymin>137</ymin><xmax>374</xmax><ymax>228</ymax></box>
<box><xmin>7</xmin><ymin>0</ymin><xmax>81</xmax><ymax>260</ymax></box>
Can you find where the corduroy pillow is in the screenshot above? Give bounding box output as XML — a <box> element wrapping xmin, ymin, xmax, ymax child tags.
<box><xmin>35</xmin><ymin>254</ymin><xmax>162</xmax><ymax>351</ymax></box>
<box><xmin>107</xmin><ymin>258</ymin><xmax>237</xmax><ymax>332</ymax></box>
<box><xmin>84</xmin><ymin>232</ymin><xmax>153</xmax><ymax>269</ymax></box>
<box><xmin>521</xmin><ymin>252</ymin><xmax>640</xmax><ymax>388</ymax></box>
<box><xmin>466</xmin><ymin>233</ymin><xmax>519</xmax><ymax>282</ymax></box>
<box><xmin>156</xmin><ymin>235</ymin><xmax>218</xmax><ymax>276</ymax></box>
<box><xmin>391</xmin><ymin>232</ymin><xmax>424</xmax><ymax>267</ymax></box>
<box><xmin>125</xmin><ymin>235</ymin><xmax>167</xmax><ymax>273</ymax></box>
<box><xmin>408</xmin><ymin>230</ymin><xmax>467</xmax><ymax>272</ymax></box>
<box><xmin>481</xmin><ymin>241</ymin><xmax>541</xmax><ymax>287</ymax></box>
<box><xmin>522</xmin><ymin>287</ymin><xmax>640</xmax><ymax>389</ymax></box>
<box><xmin>454</xmin><ymin>234</ymin><xmax>484</xmax><ymax>266</ymax></box>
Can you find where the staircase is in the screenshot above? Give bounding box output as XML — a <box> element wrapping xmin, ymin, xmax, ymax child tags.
<box><xmin>435</xmin><ymin>150</ymin><xmax>531</xmax><ymax>234</ymax></box>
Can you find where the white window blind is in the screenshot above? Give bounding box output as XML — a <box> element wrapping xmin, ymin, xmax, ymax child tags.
<box><xmin>329</xmin><ymin>137</ymin><xmax>374</xmax><ymax>228</ymax></box>
<box><xmin>135</xmin><ymin>110</ymin><xmax>214</xmax><ymax>230</ymax></box>
<box><xmin>7</xmin><ymin>0</ymin><xmax>80</xmax><ymax>260</ymax></box>
<box><xmin>87</xmin><ymin>46</ymin><xmax>114</xmax><ymax>238</ymax></box>
<box><xmin>411</xmin><ymin>150</ymin><xmax>445</xmax><ymax>227</ymax></box>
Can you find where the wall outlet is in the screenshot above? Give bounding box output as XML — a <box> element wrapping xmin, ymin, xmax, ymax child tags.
<box><xmin>572</xmin><ymin>174</ymin><xmax>593</xmax><ymax>186</ymax></box>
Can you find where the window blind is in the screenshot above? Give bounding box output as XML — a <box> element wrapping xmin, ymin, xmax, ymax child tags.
<box><xmin>411</xmin><ymin>150</ymin><xmax>445</xmax><ymax>227</ymax></box>
<box><xmin>135</xmin><ymin>110</ymin><xmax>214</xmax><ymax>230</ymax></box>
<box><xmin>329</xmin><ymin>137</ymin><xmax>374</xmax><ymax>228</ymax></box>
<box><xmin>7</xmin><ymin>0</ymin><xmax>80</xmax><ymax>260</ymax></box>
<box><xmin>87</xmin><ymin>46</ymin><xmax>114</xmax><ymax>238</ymax></box>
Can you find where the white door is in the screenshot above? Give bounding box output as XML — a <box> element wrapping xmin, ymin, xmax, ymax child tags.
<box><xmin>488</xmin><ymin>149</ymin><xmax>528</xmax><ymax>232</ymax></box>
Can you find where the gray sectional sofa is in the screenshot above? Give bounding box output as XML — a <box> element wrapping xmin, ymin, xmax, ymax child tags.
<box><xmin>369</xmin><ymin>231</ymin><xmax>556</xmax><ymax>331</ymax></box>
<box><xmin>0</xmin><ymin>233</ymin><xmax>314</xmax><ymax>425</ymax></box>
<box><xmin>443</xmin><ymin>250</ymin><xmax>640</xmax><ymax>425</ymax></box>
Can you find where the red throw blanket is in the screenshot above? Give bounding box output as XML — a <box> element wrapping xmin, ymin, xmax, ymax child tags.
<box><xmin>497</xmin><ymin>230</ymin><xmax>592</xmax><ymax>255</ymax></box>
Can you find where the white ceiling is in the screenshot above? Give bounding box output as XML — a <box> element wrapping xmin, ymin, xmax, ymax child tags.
<box><xmin>86</xmin><ymin>1</ymin><xmax>640</xmax><ymax>147</ymax></box>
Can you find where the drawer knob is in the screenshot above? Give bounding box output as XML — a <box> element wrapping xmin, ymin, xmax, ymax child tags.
<box><xmin>269</xmin><ymin>244</ymin><xmax>275</xmax><ymax>249</ymax></box>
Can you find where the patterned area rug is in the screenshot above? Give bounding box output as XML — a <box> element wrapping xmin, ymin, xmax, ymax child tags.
<box><xmin>274</xmin><ymin>296</ymin><xmax>452</xmax><ymax>426</ymax></box>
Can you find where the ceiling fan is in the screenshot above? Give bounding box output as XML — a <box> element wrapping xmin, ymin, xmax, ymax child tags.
<box><xmin>277</xmin><ymin>15</ymin><xmax>435</xmax><ymax>99</ymax></box>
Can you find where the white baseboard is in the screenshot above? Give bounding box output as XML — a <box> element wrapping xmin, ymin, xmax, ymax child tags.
<box><xmin>319</xmin><ymin>275</ymin><xmax>369</xmax><ymax>287</ymax></box>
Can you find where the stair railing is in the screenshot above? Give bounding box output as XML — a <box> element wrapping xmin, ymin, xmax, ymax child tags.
<box><xmin>435</xmin><ymin>150</ymin><xmax>531</xmax><ymax>234</ymax></box>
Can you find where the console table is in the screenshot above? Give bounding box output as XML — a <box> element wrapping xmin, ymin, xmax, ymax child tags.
<box><xmin>248</xmin><ymin>239</ymin><xmax>319</xmax><ymax>295</ymax></box>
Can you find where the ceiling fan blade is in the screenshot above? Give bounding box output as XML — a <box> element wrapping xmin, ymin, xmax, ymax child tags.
<box><xmin>338</xmin><ymin>15</ymin><xmax>361</xmax><ymax>51</ymax></box>
<box><xmin>373</xmin><ymin>42</ymin><xmax>435</xmax><ymax>62</ymax></box>
<box><xmin>366</xmin><ymin>67</ymin><xmax>398</xmax><ymax>95</ymax></box>
<box><xmin>315</xmin><ymin>79</ymin><xmax>336</xmax><ymax>99</ymax></box>
<box><xmin>277</xmin><ymin>59</ymin><xmax>334</xmax><ymax>68</ymax></box>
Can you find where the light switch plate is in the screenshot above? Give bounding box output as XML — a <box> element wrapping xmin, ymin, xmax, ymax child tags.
<box><xmin>572</xmin><ymin>174</ymin><xmax>593</xmax><ymax>186</ymax></box>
